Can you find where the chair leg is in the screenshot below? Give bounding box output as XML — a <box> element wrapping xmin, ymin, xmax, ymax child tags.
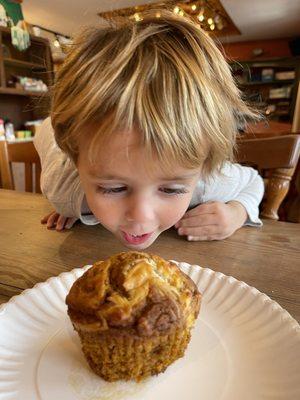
<box><xmin>261</xmin><ymin>167</ymin><xmax>294</xmax><ymax>220</ymax></box>
<box><xmin>287</xmin><ymin>167</ymin><xmax>300</xmax><ymax>222</ymax></box>
<box><xmin>0</xmin><ymin>141</ymin><xmax>14</xmax><ymax>189</ymax></box>
<box><xmin>35</xmin><ymin>162</ymin><xmax>42</xmax><ymax>193</ymax></box>
<box><xmin>25</xmin><ymin>163</ymin><xmax>33</xmax><ymax>192</ymax></box>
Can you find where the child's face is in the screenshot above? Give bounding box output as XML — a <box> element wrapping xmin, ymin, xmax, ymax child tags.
<box><xmin>77</xmin><ymin>128</ymin><xmax>201</xmax><ymax>249</ymax></box>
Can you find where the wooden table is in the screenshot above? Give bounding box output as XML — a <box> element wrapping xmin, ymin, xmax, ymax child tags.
<box><xmin>1</xmin><ymin>189</ymin><xmax>300</xmax><ymax>322</ymax></box>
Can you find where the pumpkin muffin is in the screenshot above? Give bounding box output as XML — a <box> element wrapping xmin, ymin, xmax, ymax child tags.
<box><xmin>66</xmin><ymin>251</ymin><xmax>201</xmax><ymax>382</ymax></box>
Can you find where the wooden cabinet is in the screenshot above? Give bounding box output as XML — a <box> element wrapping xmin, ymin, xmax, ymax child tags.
<box><xmin>231</xmin><ymin>57</ymin><xmax>300</xmax><ymax>123</ymax></box>
<box><xmin>0</xmin><ymin>26</ymin><xmax>53</xmax><ymax>130</ymax></box>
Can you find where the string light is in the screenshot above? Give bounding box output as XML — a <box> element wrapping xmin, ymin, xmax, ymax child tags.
<box><xmin>214</xmin><ymin>14</ymin><xmax>221</xmax><ymax>23</ymax></box>
<box><xmin>217</xmin><ymin>21</ymin><xmax>224</xmax><ymax>30</ymax></box>
<box><xmin>133</xmin><ymin>13</ymin><xmax>142</xmax><ymax>21</ymax></box>
<box><xmin>123</xmin><ymin>1</ymin><xmax>229</xmax><ymax>34</ymax></box>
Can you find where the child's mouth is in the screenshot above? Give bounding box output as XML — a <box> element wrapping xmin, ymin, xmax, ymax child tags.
<box><xmin>121</xmin><ymin>231</ymin><xmax>153</xmax><ymax>245</ymax></box>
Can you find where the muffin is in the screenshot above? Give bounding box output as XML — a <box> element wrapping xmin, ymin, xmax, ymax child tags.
<box><xmin>66</xmin><ymin>251</ymin><xmax>201</xmax><ymax>381</ymax></box>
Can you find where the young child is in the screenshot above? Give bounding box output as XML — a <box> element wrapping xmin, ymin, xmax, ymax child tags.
<box><xmin>34</xmin><ymin>10</ymin><xmax>264</xmax><ymax>250</ymax></box>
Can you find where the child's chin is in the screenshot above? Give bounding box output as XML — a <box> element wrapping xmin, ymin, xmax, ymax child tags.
<box><xmin>124</xmin><ymin>243</ymin><xmax>151</xmax><ymax>250</ymax></box>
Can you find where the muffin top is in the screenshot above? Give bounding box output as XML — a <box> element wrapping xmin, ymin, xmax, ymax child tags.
<box><xmin>66</xmin><ymin>251</ymin><xmax>201</xmax><ymax>336</ymax></box>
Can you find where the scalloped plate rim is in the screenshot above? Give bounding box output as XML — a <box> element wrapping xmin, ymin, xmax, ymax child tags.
<box><xmin>0</xmin><ymin>260</ymin><xmax>300</xmax><ymax>400</ymax></box>
<box><xmin>1</xmin><ymin>261</ymin><xmax>299</xmax><ymax>334</ymax></box>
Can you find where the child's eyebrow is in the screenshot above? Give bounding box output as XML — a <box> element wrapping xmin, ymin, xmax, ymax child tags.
<box><xmin>159</xmin><ymin>173</ymin><xmax>199</xmax><ymax>182</ymax></box>
<box><xmin>88</xmin><ymin>172</ymin><xmax>198</xmax><ymax>182</ymax></box>
<box><xmin>88</xmin><ymin>172</ymin><xmax>129</xmax><ymax>181</ymax></box>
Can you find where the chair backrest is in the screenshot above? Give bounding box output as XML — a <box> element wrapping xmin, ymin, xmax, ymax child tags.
<box><xmin>236</xmin><ymin>134</ymin><xmax>300</xmax><ymax>220</ymax></box>
<box><xmin>0</xmin><ymin>140</ymin><xmax>41</xmax><ymax>193</ymax></box>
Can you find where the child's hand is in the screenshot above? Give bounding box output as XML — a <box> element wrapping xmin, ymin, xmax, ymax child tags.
<box><xmin>41</xmin><ymin>211</ymin><xmax>78</xmax><ymax>231</ymax></box>
<box><xmin>175</xmin><ymin>201</ymin><xmax>248</xmax><ymax>241</ymax></box>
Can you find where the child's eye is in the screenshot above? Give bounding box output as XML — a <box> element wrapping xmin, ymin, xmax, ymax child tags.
<box><xmin>97</xmin><ymin>186</ymin><xmax>127</xmax><ymax>194</ymax></box>
<box><xmin>159</xmin><ymin>187</ymin><xmax>188</xmax><ymax>195</ymax></box>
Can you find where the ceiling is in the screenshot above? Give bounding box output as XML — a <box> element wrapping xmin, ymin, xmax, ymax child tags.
<box><xmin>22</xmin><ymin>0</ymin><xmax>300</xmax><ymax>42</ymax></box>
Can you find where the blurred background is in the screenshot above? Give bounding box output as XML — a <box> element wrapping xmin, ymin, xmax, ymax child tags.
<box><xmin>0</xmin><ymin>0</ymin><xmax>299</xmax><ymax>201</ymax></box>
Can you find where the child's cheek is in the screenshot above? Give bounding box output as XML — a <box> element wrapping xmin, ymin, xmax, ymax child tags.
<box><xmin>159</xmin><ymin>198</ymin><xmax>191</xmax><ymax>229</ymax></box>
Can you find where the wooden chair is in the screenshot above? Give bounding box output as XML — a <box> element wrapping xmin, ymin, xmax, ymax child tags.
<box><xmin>236</xmin><ymin>134</ymin><xmax>300</xmax><ymax>220</ymax></box>
<box><xmin>0</xmin><ymin>140</ymin><xmax>41</xmax><ymax>193</ymax></box>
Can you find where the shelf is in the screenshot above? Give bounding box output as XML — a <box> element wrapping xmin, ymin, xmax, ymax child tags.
<box><xmin>7</xmin><ymin>138</ymin><xmax>34</xmax><ymax>143</ymax></box>
<box><xmin>273</xmin><ymin>112</ymin><xmax>290</xmax><ymax>116</ymax></box>
<box><xmin>4</xmin><ymin>58</ymin><xmax>46</xmax><ymax>70</ymax></box>
<box><xmin>0</xmin><ymin>27</ymin><xmax>53</xmax><ymax>130</ymax></box>
<box><xmin>0</xmin><ymin>87</ymin><xmax>49</xmax><ymax>96</ymax></box>
<box><xmin>0</xmin><ymin>26</ymin><xmax>49</xmax><ymax>44</ymax></box>
<box><xmin>230</xmin><ymin>56</ymin><xmax>300</xmax><ymax>68</ymax></box>
<box><xmin>239</xmin><ymin>80</ymin><xmax>294</xmax><ymax>86</ymax></box>
<box><xmin>268</xmin><ymin>97</ymin><xmax>291</xmax><ymax>101</ymax></box>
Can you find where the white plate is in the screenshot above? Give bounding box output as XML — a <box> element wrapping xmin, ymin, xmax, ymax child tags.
<box><xmin>0</xmin><ymin>262</ymin><xmax>299</xmax><ymax>400</ymax></box>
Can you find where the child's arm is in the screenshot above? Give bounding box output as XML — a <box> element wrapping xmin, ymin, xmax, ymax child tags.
<box><xmin>34</xmin><ymin>118</ymin><xmax>88</xmax><ymax>230</ymax></box>
<box><xmin>175</xmin><ymin>163</ymin><xmax>264</xmax><ymax>241</ymax></box>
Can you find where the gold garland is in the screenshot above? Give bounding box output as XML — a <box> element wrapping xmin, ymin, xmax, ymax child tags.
<box><xmin>98</xmin><ymin>0</ymin><xmax>240</xmax><ymax>37</ymax></box>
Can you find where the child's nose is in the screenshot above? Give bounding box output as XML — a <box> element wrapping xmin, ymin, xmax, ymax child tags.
<box><xmin>125</xmin><ymin>196</ymin><xmax>155</xmax><ymax>224</ymax></box>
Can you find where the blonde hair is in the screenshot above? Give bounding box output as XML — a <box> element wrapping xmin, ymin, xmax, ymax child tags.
<box><xmin>51</xmin><ymin>10</ymin><xmax>257</xmax><ymax>174</ymax></box>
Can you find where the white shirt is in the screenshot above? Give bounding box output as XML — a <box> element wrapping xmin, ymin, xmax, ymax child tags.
<box><xmin>34</xmin><ymin>118</ymin><xmax>264</xmax><ymax>226</ymax></box>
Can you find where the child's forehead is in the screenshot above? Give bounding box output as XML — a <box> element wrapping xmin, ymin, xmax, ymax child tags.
<box><xmin>79</xmin><ymin>128</ymin><xmax>153</xmax><ymax>170</ymax></box>
<box><xmin>78</xmin><ymin>129</ymin><xmax>201</xmax><ymax>179</ymax></box>
<box><xmin>84</xmin><ymin>148</ymin><xmax>197</xmax><ymax>179</ymax></box>
<box><xmin>86</xmin><ymin>164</ymin><xmax>200</xmax><ymax>182</ymax></box>
<box><xmin>79</xmin><ymin>125</ymin><xmax>142</xmax><ymax>153</ymax></box>
<box><xmin>77</xmin><ymin>117</ymin><xmax>207</xmax><ymax>177</ymax></box>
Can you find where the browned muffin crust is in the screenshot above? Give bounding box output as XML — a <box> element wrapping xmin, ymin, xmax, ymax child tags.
<box><xmin>66</xmin><ymin>251</ymin><xmax>200</xmax><ymax>337</ymax></box>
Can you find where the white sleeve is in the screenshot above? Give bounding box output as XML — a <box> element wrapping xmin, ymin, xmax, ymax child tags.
<box><xmin>199</xmin><ymin>163</ymin><xmax>264</xmax><ymax>226</ymax></box>
<box><xmin>34</xmin><ymin>117</ymin><xmax>97</xmax><ymax>224</ymax></box>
